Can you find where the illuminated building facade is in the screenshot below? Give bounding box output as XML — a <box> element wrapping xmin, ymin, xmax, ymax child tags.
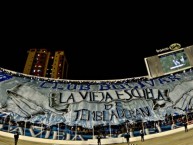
<box><xmin>23</xmin><ymin>48</ymin><xmax>68</xmax><ymax>79</ymax></box>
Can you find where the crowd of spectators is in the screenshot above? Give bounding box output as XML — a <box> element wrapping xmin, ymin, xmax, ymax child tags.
<box><xmin>0</xmin><ymin>112</ymin><xmax>192</xmax><ymax>140</ymax></box>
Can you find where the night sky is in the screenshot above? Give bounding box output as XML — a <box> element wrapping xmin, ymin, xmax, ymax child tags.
<box><xmin>1</xmin><ymin>9</ymin><xmax>192</xmax><ymax>80</ymax></box>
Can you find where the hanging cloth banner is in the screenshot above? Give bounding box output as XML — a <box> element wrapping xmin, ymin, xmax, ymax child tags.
<box><xmin>64</xmin><ymin>99</ymin><xmax>161</xmax><ymax>128</ymax></box>
<box><xmin>0</xmin><ymin>70</ymin><xmax>193</xmax><ymax>128</ymax></box>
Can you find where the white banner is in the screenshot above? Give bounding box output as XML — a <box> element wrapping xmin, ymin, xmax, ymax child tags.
<box><xmin>0</xmin><ymin>70</ymin><xmax>193</xmax><ymax>128</ymax></box>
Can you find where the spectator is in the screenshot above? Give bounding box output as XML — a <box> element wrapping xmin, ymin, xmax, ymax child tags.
<box><xmin>14</xmin><ymin>131</ymin><xmax>19</xmax><ymax>145</ymax></box>
<box><xmin>140</xmin><ymin>130</ymin><xmax>144</xmax><ymax>142</ymax></box>
<box><xmin>97</xmin><ymin>134</ymin><xmax>101</xmax><ymax>145</ymax></box>
<box><xmin>171</xmin><ymin>121</ymin><xmax>179</xmax><ymax>129</ymax></box>
<box><xmin>124</xmin><ymin>132</ymin><xmax>130</xmax><ymax>145</ymax></box>
<box><xmin>183</xmin><ymin>122</ymin><xmax>188</xmax><ymax>132</ymax></box>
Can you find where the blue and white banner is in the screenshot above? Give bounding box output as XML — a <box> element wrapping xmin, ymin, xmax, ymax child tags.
<box><xmin>0</xmin><ymin>69</ymin><xmax>193</xmax><ymax>128</ymax></box>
